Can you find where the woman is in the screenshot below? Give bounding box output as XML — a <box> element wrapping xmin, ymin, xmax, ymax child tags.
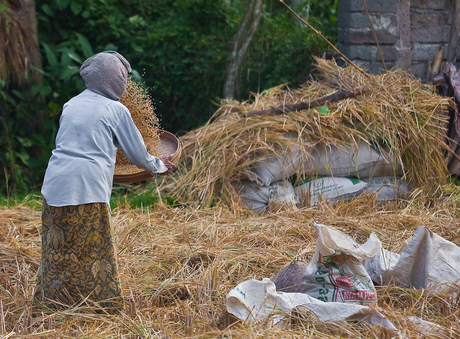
<box><xmin>34</xmin><ymin>51</ymin><xmax>175</xmax><ymax>312</ymax></box>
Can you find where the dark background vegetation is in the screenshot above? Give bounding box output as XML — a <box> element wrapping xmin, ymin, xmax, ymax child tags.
<box><xmin>0</xmin><ymin>0</ymin><xmax>338</xmax><ymax>198</ymax></box>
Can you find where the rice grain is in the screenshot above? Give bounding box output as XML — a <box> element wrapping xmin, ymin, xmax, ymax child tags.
<box><xmin>116</xmin><ymin>77</ymin><xmax>161</xmax><ymax>171</ymax></box>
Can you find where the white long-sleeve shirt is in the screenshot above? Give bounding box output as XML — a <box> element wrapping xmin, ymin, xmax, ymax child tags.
<box><xmin>41</xmin><ymin>89</ymin><xmax>168</xmax><ymax>207</ymax></box>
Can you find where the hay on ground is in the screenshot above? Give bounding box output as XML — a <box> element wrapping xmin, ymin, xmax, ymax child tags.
<box><xmin>1</xmin><ymin>188</ymin><xmax>460</xmax><ymax>337</ymax></box>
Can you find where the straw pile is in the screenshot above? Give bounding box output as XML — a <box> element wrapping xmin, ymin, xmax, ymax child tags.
<box><xmin>115</xmin><ymin>78</ymin><xmax>161</xmax><ymax>175</ymax></box>
<box><xmin>170</xmin><ymin>58</ymin><xmax>454</xmax><ymax>207</ymax></box>
<box><xmin>1</xmin><ymin>188</ymin><xmax>460</xmax><ymax>337</ymax></box>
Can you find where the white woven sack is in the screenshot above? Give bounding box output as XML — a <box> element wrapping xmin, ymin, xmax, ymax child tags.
<box><xmin>250</xmin><ymin>141</ymin><xmax>403</xmax><ymax>186</ymax></box>
<box><xmin>234</xmin><ymin>180</ymin><xmax>298</xmax><ymax>212</ymax></box>
<box><xmin>294</xmin><ymin>176</ymin><xmax>367</xmax><ymax>206</ymax></box>
<box><xmin>298</xmin><ymin>223</ymin><xmax>381</xmax><ymax>305</ymax></box>
<box><xmin>362</xmin><ymin>177</ymin><xmax>409</xmax><ymax>201</ymax></box>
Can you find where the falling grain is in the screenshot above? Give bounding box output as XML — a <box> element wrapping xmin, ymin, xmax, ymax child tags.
<box><xmin>116</xmin><ymin>77</ymin><xmax>161</xmax><ymax>168</ymax></box>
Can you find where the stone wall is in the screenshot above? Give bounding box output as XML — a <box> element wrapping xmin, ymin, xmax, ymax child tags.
<box><xmin>337</xmin><ymin>0</ymin><xmax>455</xmax><ymax>81</ymax></box>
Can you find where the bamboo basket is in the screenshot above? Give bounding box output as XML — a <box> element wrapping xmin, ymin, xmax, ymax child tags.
<box><xmin>113</xmin><ymin>130</ymin><xmax>181</xmax><ymax>184</ymax></box>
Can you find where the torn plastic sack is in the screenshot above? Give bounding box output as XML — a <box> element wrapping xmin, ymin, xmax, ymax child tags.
<box><xmin>365</xmin><ymin>226</ymin><xmax>460</xmax><ymax>295</ymax></box>
<box><xmin>249</xmin><ymin>141</ymin><xmax>403</xmax><ymax>186</ymax></box>
<box><xmin>294</xmin><ymin>176</ymin><xmax>368</xmax><ymax>207</ymax></box>
<box><xmin>270</xmin><ymin>181</ymin><xmax>299</xmax><ymax>206</ymax></box>
<box><xmin>226</xmin><ymin>278</ymin><xmax>397</xmax><ymax>331</ymax></box>
<box><xmin>362</xmin><ymin>176</ymin><xmax>409</xmax><ymax>201</ymax></box>
<box><xmin>296</xmin><ymin>223</ymin><xmax>381</xmax><ymax>304</ymax></box>
<box><xmin>407</xmin><ymin>316</ymin><xmax>451</xmax><ymax>337</ymax></box>
<box><xmin>234</xmin><ymin>180</ymin><xmax>298</xmax><ymax>212</ymax></box>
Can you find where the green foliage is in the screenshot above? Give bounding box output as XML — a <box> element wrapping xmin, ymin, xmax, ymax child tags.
<box><xmin>0</xmin><ymin>29</ymin><xmax>96</xmax><ymax>195</ymax></box>
<box><xmin>238</xmin><ymin>0</ymin><xmax>337</xmax><ymax>98</ymax></box>
<box><xmin>35</xmin><ymin>0</ymin><xmax>338</xmax><ymax>132</ymax></box>
<box><xmin>308</xmin><ymin>0</ymin><xmax>339</xmax><ymax>38</ymax></box>
<box><xmin>0</xmin><ymin>80</ymin><xmax>55</xmax><ymax>195</ymax></box>
<box><xmin>1</xmin><ymin>0</ymin><xmax>338</xmax><ymax>197</ymax></box>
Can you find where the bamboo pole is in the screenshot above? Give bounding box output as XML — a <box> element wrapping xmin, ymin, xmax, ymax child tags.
<box><xmin>246</xmin><ymin>86</ymin><xmax>366</xmax><ymax>118</ymax></box>
<box><xmin>362</xmin><ymin>0</ymin><xmax>387</xmax><ymax>70</ymax></box>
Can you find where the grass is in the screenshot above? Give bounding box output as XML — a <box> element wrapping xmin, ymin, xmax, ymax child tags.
<box><xmin>0</xmin><ymin>187</ymin><xmax>459</xmax><ymax>337</ymax></box>
<box><xmin>110</xmin><ymin>181</ymin><xmax>175</xmax><ymax>211</ymax></box>
<box><xmin>0</xmin><ymin>192</ymin><xmax>42</xmax><ymax>210</ymax></box>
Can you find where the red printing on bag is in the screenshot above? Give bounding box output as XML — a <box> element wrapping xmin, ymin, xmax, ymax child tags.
<box><xmin>341</xmin><ymin>290</ymin><xmax>377</xmax><ymax>302</ymax></box>
<box><xmin>335</xmin><ymin>275</ymin><xmax>355</xmax><ymax>287</ymax></box>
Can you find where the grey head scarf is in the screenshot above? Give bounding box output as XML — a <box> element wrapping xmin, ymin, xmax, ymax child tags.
<box><xmin>79</xmin><ymin>51</ymin><xmax>132</xmax><ymax>100</ymax></box>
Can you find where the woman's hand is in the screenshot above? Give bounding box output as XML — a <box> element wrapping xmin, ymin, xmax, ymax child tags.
<box><xmin>159</xmin><ymin>156</ymin><xmax>177</xmax><ymax>175</ymax></box>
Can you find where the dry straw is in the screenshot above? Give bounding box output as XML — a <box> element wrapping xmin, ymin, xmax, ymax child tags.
<box><xmin>115</xmin><ymin>77</ymin><xmax>160</xmax><ymax>174</ymax></box>
<box><xmin>170</xmin><ymin>57</ymin><xmax>453</xmax><ymax>207</ymax></box>
<box><xmin>1</xmin><ymin>187</ymin><xmax>460</xmax><ymax>337</ymax></box>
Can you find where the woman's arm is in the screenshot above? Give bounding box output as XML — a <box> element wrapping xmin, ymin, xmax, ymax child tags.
<box><xmin>113</xmin><ymin>108</ymin><xmax>169</xmax><ymax>174</ymax></box>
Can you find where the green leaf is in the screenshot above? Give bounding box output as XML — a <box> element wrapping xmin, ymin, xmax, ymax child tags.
<box><xmin>75</xmin><ymin>33</ymin><xmax>93</xmax><ymax>59</ymax></box>
<box><xmin>30</xmin><ymin>66</ymin><xmax>50</xmax><ymax>77</ymax></box>
<box><xmin>131</xmin><ymin>70</ymin><xmax>142</xmax><ymax>81</ymax></box>
<box><xmin>59</xmin><ymin>66</ymin><xmax>80</xmax><ymax>80</ymax></box>
<box><xmin>16</xmin><ymin>150</ymin><xmax>30</xmax><ymax>166</ymax></box>
<box><xmin>65</xmin><ymin>50</ymin><xmax>83</xmax><ymax>64</ymax></box>
<box><xmin>41</xmin><ymin>4</ymin><xmax>53</xmax><ymax>16</ymax></box>
<box><xmin>128</xmin><ymin>15</ymin><xmax>140</xmax><ymax>24</ymax></box>
<box><xmin>319</xmin><ymin>105</ymin><xmax>330</xmax><ymax>115</ymax></box>
<box><xmin>103</xmin><ymin>43</ymin><xmax>118</xmax><ymax>51</ymax></box>
<box><xmin>70</xmin><ymin>1</ymin><xmax>83</xmax><ymax>15</ymax></box>
<box><xmin>59</xmin><ymin>51</ymin><xmax>72</xmax><ymax>67</ymax></box>
<box><xmin>32</xmin><ymin>133</ymin><xmax>46</xmax><ymax>148</ymax></box>
<box><xmin>48</xmin><ymin>101</ymin><xmax>62</xmax><ymax>117</ymax></box>
<box><xmin>39</xmin><ymin>85</ymin><xmax>52</xmax><ymax>97</ymax></box>
<box><xmin>0</xmin><ymin>284</ymin><xmax>13</xmax><ymax>300</ymax></box>
<box><xmin>57</xmin><ymin>0</ymin><xmax>70</xmax><ymax>11</ymax></box>
<box><xmin>56</xmin><ymin>47</ymin><xmax>82</xmax><ymax>65</ymax></box>
<box><xmin>4</xmin><ymin>92</ymin><xmax>16</xmax><ymax>106</ymax></box>
<box><xmin>16</xmin><ymin>137</ymin><xmax>34</xmax><ymax>148</ymax></box>
<box><xmin>41</xmin><ymin>42</ymin><xmax>58</xmax><ymax>69</ymax></box>
<box><xmin>11</xmin><ymin>90</ymin><xmax>25</xmax><ymax>100</ymax></box>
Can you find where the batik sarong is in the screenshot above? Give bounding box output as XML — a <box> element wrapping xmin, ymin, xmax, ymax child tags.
<box><xmin>34</xmin><ymin>200</ymin><xmax>124</xmax><ymax>312</ymax></box>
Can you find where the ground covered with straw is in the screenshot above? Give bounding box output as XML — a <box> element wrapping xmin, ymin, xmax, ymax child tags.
<box><xmin>1</xmin><ymin>187</ymin><xmax>460</xmax><ymax>338</ymax></box>
<box><xmin>1</xmin><ymin>58</ymin><xmax>459</xmax><ymax>338</ymax></box>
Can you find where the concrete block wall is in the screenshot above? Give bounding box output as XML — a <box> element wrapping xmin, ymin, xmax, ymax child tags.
<box><xmin>338</xmin><ymin>0</ymin><xmax>454</xmax><ymax>81</ymax></box>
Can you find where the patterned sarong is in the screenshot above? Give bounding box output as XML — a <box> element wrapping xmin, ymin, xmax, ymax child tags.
<box><xmin>34</xmin><ymin>200</ymin><xmax>124</xmax><ymax>312</ymax></box>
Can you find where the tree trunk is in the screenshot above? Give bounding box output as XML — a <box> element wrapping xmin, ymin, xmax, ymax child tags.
<box><xmin>0</xmin><ymin>0</ymin><xmax>41</xmax><ymax>85</ymax></box>
<box><xmin>223</xmin><ymin>0</ymin><xmax>262</xmax><ymax>99</ymax></box>
<box><xmin>18</xmin><ymin>0</ymin><xmax>42</xmax><ymax>77</ymax></box>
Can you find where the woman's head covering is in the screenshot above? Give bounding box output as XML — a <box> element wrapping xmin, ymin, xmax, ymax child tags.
<box><xmin>79</xmin><ymin>51</ymin><xmax>132</xmax><ymax>100</ymax></box>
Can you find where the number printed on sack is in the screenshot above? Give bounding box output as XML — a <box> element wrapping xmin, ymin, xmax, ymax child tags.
<box><xmin>319</xmin><ymin>288</ymin><xmax>329</xmax><ymax>295</ymax></box>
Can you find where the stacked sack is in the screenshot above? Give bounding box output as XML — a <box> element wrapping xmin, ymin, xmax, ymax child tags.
<box><xmin>236</xmin><ymin>141</ymin><xmax>409</xmax><ymax>212</ymax></box>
